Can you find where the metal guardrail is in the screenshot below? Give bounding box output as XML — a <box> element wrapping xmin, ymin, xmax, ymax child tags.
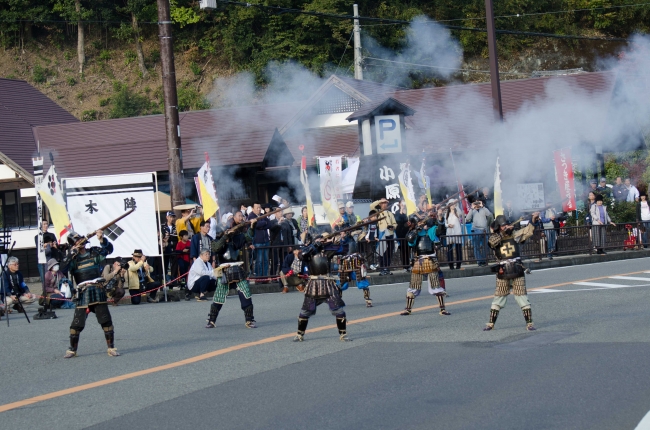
<box><xmin>243</xmin><ymin>223</ymin><xmax>646</xmax><ymax>278</ymax></box>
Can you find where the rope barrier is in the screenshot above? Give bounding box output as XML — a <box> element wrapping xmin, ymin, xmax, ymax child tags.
<box><xmin>28</xmin><ymin>269</ymin><xmax>310</xmax><ymax>305</ymax></box>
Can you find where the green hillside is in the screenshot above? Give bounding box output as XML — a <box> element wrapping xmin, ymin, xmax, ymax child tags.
<box><xmin>0</xmin><ymin>0</ymin><xmax>647</xmax><ymax>120</ymax></box>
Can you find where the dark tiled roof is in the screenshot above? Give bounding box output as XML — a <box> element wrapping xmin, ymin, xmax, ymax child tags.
<box><xmin>349</xmin><ymin>71</ymin><xmax>617</xmax><ymax>154</ymax></box>
<box><xmin>34</xmin><ymin>102</ymin><xmax>302</xmax><ymax>178</ymax></box>
<box><xmin>346</xmin><ymin>97</ymin><xmax>416</xmax><ymax>121</ymax></box>
<box><xmin>32</xmin><ymin>71</ymin><xmax>617</xmax><ymax>179</ymax></box>
<box><xmin>0</xmin><ymin>78</ymin><xmax>77</xmax><ymax>172</ymax></box>
<box><xmin>278</xmin><ymin>75</ymin><xmax>401</xmax><ymax>135</ymax></box>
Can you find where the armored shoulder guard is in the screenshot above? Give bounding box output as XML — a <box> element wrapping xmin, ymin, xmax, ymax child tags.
<box><xmin>488</xmin><ymin>233</ymin><xmax>502</xmax><ymax>249</ymax></box>
<box><xmin>406</xmin><ymin>229</ymin><xmax>418</xmax><ymax>243</ymax></box>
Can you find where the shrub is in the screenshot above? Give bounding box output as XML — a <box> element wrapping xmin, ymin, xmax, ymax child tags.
<box><xmin>33</xmin><ymin>64</ymin><xmax>49</xmax><ymax>83</ymax></box>
<box><xmin>189</xmin><ymin>61</ymin><xmax>201</xmax><ymax>76</ymax></box>
<box><xmin>66</xmin><ymin>76</ymin><xmax>76</xmax><ymax>86</ymax></box>
<box><xmin>124</xmin><ymin>50</ymin><xmax>136</xmax><ymax>66</ymax></box>
<box><xmin>149</xmin><ymin>50</ymin><xmax>160</xmax><ymax>64</ymax></box>
<box><xmin>109</xmin><ymin>83</ymin><xmax>152</xmax><ymax>118</ymax></box>
<box><xmin>81</xmin><ymin>110</ymin><xmax>98</xmax><ymax>121</ymax></box>
<box><xmin>99</xmin><ymin>97</ymin><xmax>110</xmax><ymax>107</ymax></box>
<box><xmin>177</xmin><ymin>83</ymin><xmax>210</xmax><ymax>111</ymax></box>
<box><xmin>99</xmin><ymin>50</ymin><xmax>111</xmax><ymax>61</ymax></box>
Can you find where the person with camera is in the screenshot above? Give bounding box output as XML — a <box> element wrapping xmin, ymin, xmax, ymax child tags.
<box><xmin>161</xmin><ymin>211</ymin><xmax>178</xmax><ymax>285</ymax></box>
<box><xmin>248</xmin><ymin>202</ymin><xmax>273</xmax><ymax>278</ymax></box>
<box><xmin>445</xmin><ymin>199</ymin><xmax>464</xmax><ymax>270</ymax></box>
<box><xmin>102</xmin><ymin>258</ymin><xmax>127</xmax><ymax>306</ymax></box>
<box><xmin>466</xmin><ymin>198</ymin><xmax>493</xmax><ymax>267</ymax></box>
<box><xmin>126</xmin><ymin>249</ymin><xmax>160</xmax><ymax>304</ymax></box>
<box><xmin>2</xmin><ymin>257</ymin><xmax>37</xmax><ymax>313</ymax></box>
<box><xmin>370</xmin><ymin>198</ymin><xmax>397</xmax><ymax>275</ymax></box>
<box><xmin>175</xmin><ymin>205</ymin><xmax>203</xmax><ymax>239</ymax></box>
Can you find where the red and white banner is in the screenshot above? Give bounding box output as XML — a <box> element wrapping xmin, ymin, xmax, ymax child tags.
<box><xmin>553</xmin><ymin>148</ymin><xmax>577</xmax><ymax>212</ymax></box>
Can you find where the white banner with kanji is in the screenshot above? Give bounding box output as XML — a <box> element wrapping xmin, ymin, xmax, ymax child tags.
<box><xmin>318</xmin><ymin>156</ymin><xmax>343</xmax><ymax>225</ymax></box>
<box><xmin>64</xmin><ymin>172</ymin><xmax>160</xmax><ymax>258</ymax></box>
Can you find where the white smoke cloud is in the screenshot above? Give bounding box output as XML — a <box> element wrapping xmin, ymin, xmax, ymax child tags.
<box><xmin>362</xmin><ymin>16</ymin><xmax>463</xmax><ymax>86</ymax></box>
<box><xmin>203</xmin><ymin>16</ymin><xmax>650</xmax><ymax>211</ymax></box>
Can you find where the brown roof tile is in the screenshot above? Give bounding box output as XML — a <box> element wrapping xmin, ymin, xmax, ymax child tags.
<box><xmin>34</xmin><ymin>102</ymin><xmax>302</xmax><ymax>177</ymax></box>
<box><xmin>0</xmin><ymin>78</ymin><xmax>77</xmax><ymax>172</ymax></box>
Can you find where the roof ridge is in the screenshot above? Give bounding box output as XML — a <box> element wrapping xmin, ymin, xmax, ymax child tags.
<box><xmin>390</xmin><ymin>70</ymin><xmax>616</xmax><ymax>95</ymax></box>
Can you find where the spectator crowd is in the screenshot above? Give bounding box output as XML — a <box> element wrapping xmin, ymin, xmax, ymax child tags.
<box><xmin>3</xmin><ymin>175</ymin><xmax>647</xmax><ymax>317</ymax></box>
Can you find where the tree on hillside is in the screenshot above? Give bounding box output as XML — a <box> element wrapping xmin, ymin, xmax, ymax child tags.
<box><xmin>53</xmin><ymin>0</ymin><xmax>92</xmax><ymax>74</ymax></box>
<box><xmin>0</xmin><ymin>0</ymin><xmax>53</xmax><ymax>51</ymax></box>
<box><xmin>115</xmin><ymin>0</ymin><xmax>157</xmax><ymax>78</ymax></box>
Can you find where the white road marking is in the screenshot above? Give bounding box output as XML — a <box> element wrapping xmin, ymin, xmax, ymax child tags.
<box><xmin>531</xmin><ymin>279</ymin><xmax>650</xmax><ymax>294</ymax></box>
<box><xmin>609</xmin><ymin>276</ymin><xmax>650</xmax><ymax>281</ymax></box>
<box><xmin>573</xmin><ymin>282</ymin><xmax>644</xmax><ymax>289</ymax></box>
<box><xmin>635</xmin><ymin>410</ymin><xmax>650</xmax><ymax>430</ymax></box>
<box><xmin>530</xmin><ymin>288</ymin><xmax>608</xmax><ymax>294</ymax></box>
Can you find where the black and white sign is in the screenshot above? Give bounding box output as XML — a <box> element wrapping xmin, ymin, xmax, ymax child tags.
<box><xmin>64</xmin><ymin>173</ymin><xmax>160</xmax><ymax>257</ymax></box>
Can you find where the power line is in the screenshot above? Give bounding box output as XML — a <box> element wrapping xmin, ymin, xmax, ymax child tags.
<box><xmin>363</xmin><ymin>57</ymin><xmax>530</xmax><ymax>76</ymax></box>
<box><xmin>334</xmin><ymin>30</ymin><xmax>354</xmax><ymax>76</ymax></box>
<box><xmin>361</xmin><ymin>1</ymin><xmax>650</xmax><ymax>25</ymax></box>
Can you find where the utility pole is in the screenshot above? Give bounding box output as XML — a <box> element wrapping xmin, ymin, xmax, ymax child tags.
<box><xmin>484</xmin><ymin>0</ymin><xmax>503</xmax><ymax>121</ymax></box>
<box><xmin>353</xmin><ymin>4</ymin><xmax>363</xmax><ymax>80</ymax></box>
<box><xmin>157</xmin><ymin>0</ymin><xmax>186</xmax><ymax>210</ymax></box>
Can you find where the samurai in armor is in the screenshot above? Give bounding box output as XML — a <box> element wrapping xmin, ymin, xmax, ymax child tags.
<box><xmin>294</xmin><ymin>234</ymin><xmax>350</xmax><ymax>342</ymax></box>
<box><xmin>338</xmin><ymin>252</ymin><xmax>372</xmax><ymax>307</ymax></box>
<box><xmin>400</xmin><ymin>213</ymin><xmax>450</xmax><ymax>316</ymax></box>
<box><xmin>206</xmin><ymin>211</ymin><xmax>256</xmax><ymax>329</ymax></box>
<box><xmin>484</xmin><ymin>215</ymin><xmax>536</xmax><ymax>331</ymax></box>
<box><xmin>63</xmin><ymin>230</ymin><xmax>117</xmax><ymax>358</ymax></box>
<box><xmin>332</xmin><ymin>224</ymin><xmax>373</xmax><ymax>308</ymax></box>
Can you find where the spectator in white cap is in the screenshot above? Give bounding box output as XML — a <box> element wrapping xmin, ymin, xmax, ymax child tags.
<box><xmin>221</xmin><ymin>212</ymin><xmax>233</xmax><ymax>225</ymax></box>
<box><xmin>337</xmin><ymin>201</ymin><xmax>345</xmax><ymax>222</ymax></box>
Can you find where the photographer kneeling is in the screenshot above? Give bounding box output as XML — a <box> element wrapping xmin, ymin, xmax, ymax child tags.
<box><xmin>127</xmin><ymin>249</ymin><xmax>161</xmax><ymax>304</ymax></box>
<box><xmin>103</xmin><ymin>258</ymin><xmax>127</xmax><ymax>306</ymax></box>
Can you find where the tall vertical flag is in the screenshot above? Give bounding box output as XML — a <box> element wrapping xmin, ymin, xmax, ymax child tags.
<box><xmin>318</xmin><ymin>156</ymin><xmax>342</xmax><ymax>226</ymax></box>
<box><xmin>38</xmin><ymin>164</ymin><xmax>73</xmax><ymax>242</ymax></box>
<box><xmin>195</xmin><ymin>153</ymin><xmax>219</xmax><ymax>219</ymax></box>
<box><xmin>494</xmin><ymin>157</ymin><xmax>504</xmax><ymax>216</ymax></box>
<box><xmin>398</xmin><ymin>162</ymin><xmax>417</xmax><ymax>215</ymax></box>
<box><xmin>420</xmin><ymin>155</ymin><xmax>432</xmax><ymax>205</ymax></box>
<box><xmin>553</xmin><ymin>148</ymin><xmax>577</xmax><ymax>212</ymax></box>
<box><xmin>299</xmin><ymin>146</ymin><xmax>315</xmax><ymax>226</ymax></box>
<box><xmin>33</xmin><ymin>157</ymin><xmax>46</xmax><ymax>264</ymax></box>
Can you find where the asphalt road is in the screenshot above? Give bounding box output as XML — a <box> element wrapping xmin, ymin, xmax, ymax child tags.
<box><xmin>2</xmin><ymin>258</ymin><xmax>650</xmax><ymax>430</ymax></box>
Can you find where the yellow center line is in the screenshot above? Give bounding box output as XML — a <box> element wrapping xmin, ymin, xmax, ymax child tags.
<box><xmin>0</xmin><ymin>269</ymin><xmax>646</xmax><ymax>414</ymax></box>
